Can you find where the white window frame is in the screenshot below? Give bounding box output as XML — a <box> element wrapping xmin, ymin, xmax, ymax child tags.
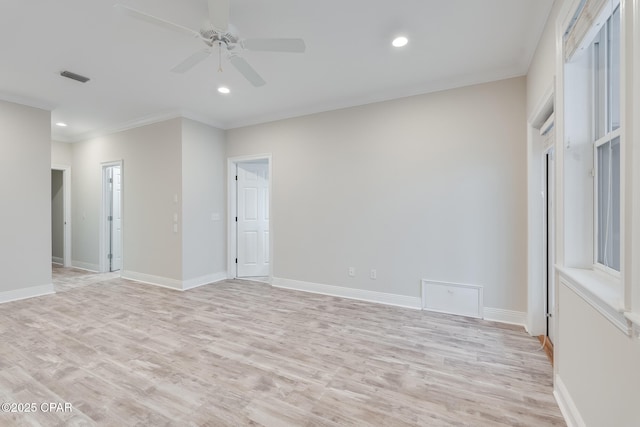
<box><xmin>556</xmin><ymin>0</ymin><xmax>631</xmax><ymax>335</ymax></box>
<box><xmin>593</xmin><ymin>133</ymin><xmax>621</xmax><ymax>277</ymax></box>
<box><xmin>590</xmin><ymin>3</ymin><xmax>621</xmax><ymax>276</ymax></box>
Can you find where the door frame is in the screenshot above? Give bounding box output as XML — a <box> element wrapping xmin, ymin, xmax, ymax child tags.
<box><xmin>51</xmin><ymin>164</ymin><xmax>72</xmax><ymax>267</ymax></box>
<box><xmin>543</xmin><ymin>146</ymin><xmax>556</xmax><ymax>342</ymax></box>
<box><xmin>227</xmin><ymin>154</ymin><xmax>272</xmax><ymax>280</ymax></box>
<box><xmin>527</xmin><ymin>85</ymin><xmax>555</xmax><ymax>336</ymax></box>
<box><xmin>100</xmin><ymin>160</ymin><xmax>123</xmax><ymax>273</ymax></box>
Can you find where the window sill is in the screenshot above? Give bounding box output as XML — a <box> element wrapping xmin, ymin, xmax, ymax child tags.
<box><xmin>624</xmin><ymin>312</ymin><xmax>640</xmax><ymax>339</ymax></box>
<box><xmin>556</xmin><ymin>266</ymin><xmax>631</xmax><ymax>335</ymax></box>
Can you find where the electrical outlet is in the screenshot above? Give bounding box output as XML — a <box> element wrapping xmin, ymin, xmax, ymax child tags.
<box><xmin>348</xmin><ymin>267</ymin><xmax>355</xmax><ymax>277</ymax></box>
<box><xmin>370</xmin><ymin>269</ymin><xmax>377</xmax><ymax>280</ymax></box>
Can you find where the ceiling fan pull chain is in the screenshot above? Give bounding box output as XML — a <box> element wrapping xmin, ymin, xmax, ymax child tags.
<box><xmin>218</xmin><ymin>41</ymin><xmax>223</xmax><ymax>72</ymax></box>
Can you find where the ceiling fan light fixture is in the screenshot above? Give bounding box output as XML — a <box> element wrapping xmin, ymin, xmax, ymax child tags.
<box><xmin>392</xmin><ymin>36</ymin><xmax>409</xmax><ymax>48</ymax></box>
<box><xmin>218</xmin><ymin>86</ymin><xmax>230</xmax><ymax>94</ymax></box>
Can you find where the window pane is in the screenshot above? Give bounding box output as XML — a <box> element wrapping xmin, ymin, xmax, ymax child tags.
<box><xmin>597</xmin><ymin>137</ymin><xmax>620</xmax><ymax>271</ymax></box>
<box><xmin>611</xmin><ymin>137</ymin><xmax>620</xmax><ymax>270</ymax></box>
<box><xmin>610</xmin><ymin>5</ymin><xmax>621</xmax><ymax>131</ymax></box>
<box><xmin>594</xmin><ymin>26</ymin><xmax>607</xmax><ymax>139</ymax></box>
<box><xmin>597</xmin><ymin>141</ymin><xmax>610</xmax><ymax>265</ymax></box>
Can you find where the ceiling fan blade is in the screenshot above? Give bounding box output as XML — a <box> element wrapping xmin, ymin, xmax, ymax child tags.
<box><xmin>229</xmin><ymin>56</ymin><xmax>266</xmax><ymax>87</ymax></box>
<box><xmin>242</xmin><ymin>38</ymin><xmax>306</xmax><ymax>53</ymax></box>
<box><xmin>208</xmin><ymin>0</ymin><xmax>230</xmax><ymax>32</ymax></box>
<box><xmin>171</xmin><ymin>49</ymin><xmax>212</xmax><ymax>73</ymax></box>
<box><xmin>115</xmin><ymin>5</ymin><xmax>200</xmax><ymax>38</ymax></box>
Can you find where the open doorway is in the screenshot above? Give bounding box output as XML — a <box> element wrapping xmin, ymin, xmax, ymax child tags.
<box><xmin>101</xmin><ymin>162</ymin><xmax>123</xmax><ymax>273</ymax></box>
<box><xmin>51</xmin><ymin>165</ymin><xmax>71</xmax><ymax>267</ymax></box>
<box><xmin>227</xmin><ymin>155</ymin><xmax>272</xmax><ymax>280</ymax></box>
<box><xmin>543</xmin><ymin>147</ymin><xmax>555</xmax><ymax>345</ymax></box>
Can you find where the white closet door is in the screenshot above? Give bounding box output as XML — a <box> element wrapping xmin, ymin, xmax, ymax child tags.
<box><xmin>237</xmin><ymin>162</ymin><xmax>269</xmax><ymax>277</ymax></box>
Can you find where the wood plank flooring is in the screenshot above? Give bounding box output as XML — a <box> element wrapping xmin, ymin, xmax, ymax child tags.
<box><xmin>0</xmin><ymin>267</ymin><xmax>565</xmax><ymax>426</ymax></box>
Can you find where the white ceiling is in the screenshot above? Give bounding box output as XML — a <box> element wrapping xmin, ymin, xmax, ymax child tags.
<box><xmin>0</xmin><ymin>0</ymin><xmax>553</xmax><ymax>142</ymax></box>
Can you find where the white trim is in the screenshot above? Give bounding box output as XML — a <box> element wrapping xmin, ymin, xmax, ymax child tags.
<box><xmin>483</xmin><ymin>308</ymin><xmax>528</xmax><ymax>326</ymax></box>
<box><xmin>272</xmin><ymin>277</ymin><xmax>422</xmax><ymax>310</ymax></box>
<box><xmin>121</xmin><ymin>271</ymin><xmax>182</xmax><ymax>291</ymax></box>
<box><xmin>181</xmin><ymin>111</ymin><xmax>225</xmax><ymax>130</ymax></box>
<box><xmin>60</xmin><ymin>111</ymin><xmax>225</xmax><ymax>143</ymax></box>
<box><xmin>540</xmin><ymin>112</ymin><xmax>556</xmax><ymax>136</ymax></box>
<box><xmin>227</xmin><ymin>154</ymin><xmax>273</xmax><ymax>281</ymax></box>
<box><xmin>272</xmin><ymin>277</ymin><xmax>526</xmax><ymax>326</ymax></box>
<box><xmin>51</xmin><ymin>164</ymin><xmax>72</xmax><ymax>267</ymax></box>
<box><xmin>0</xmin><ymin>92</ymin><xmax>55</xmax><ymax>111</ymax></box>
<box><xmin>625</xmin><ymin>314</ymin><xmax>640</xmax><ymax>339</ymax></box>
<box><xmin>182</xmin><ymin>272</ymin><xmax>227</xmax><ymax>290</ymax></box>
<box><xmin>71</xmin><ymin>261</ymin><xmax>100</xmax><ymax>272</ymax></box>
<box><xmin>0</xmin><ymin>284</ymin><xmax>55</xmax><ymax>304</ymax></box>
<box><xmin>631</xmin><ymin>0</ymin><xmax>640</xmax><ymax>315</ymax></box>
<box><xmin>224</xmin><ymin>70</ymin><xmax>528</xmax><ymax>130</ymax></box>
<box><xmin>558</xmin><ymin>267</ymin><xmax>630</xmax><ymax>334</ymax></box>
<box><xmin>624</xmin><ymin>311</ymin><xmax>640</xmax><ymax>338</ymax></box>
<box><xmin>100</xmin><ymin>161</ymin><xmax>123</xmax><ymax>273</ymax></box>
<box><xmin>527</xmin><ymin>84</ymin><xmax>556</xmax><ymax>337</ymax></box>
<box><xmin>554</xmin><ymin>374</ymin><xmax>587</xmax><ymax>427</ymax></box>
<box><xmin>52</xmin><ymin>257</ymin><xmax>63</xmax><ymax>265</ymax></box>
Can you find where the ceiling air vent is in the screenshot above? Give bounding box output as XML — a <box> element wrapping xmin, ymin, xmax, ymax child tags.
<box><xmin>60</xmin><ymin>70</ymin><xmax>90</xmax><ymax>83</ymax></box>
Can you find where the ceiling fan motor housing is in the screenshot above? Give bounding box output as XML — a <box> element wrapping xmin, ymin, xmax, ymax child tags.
<box><xmin>201</xmin><ymin>29</ymin><xmax>239</xmax><ymax>49</ymax></box>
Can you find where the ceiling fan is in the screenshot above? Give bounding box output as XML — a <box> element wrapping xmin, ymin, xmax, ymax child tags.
<box><xmin>115</xmin><ymin>0</ymin><xmax>306</xmax><ymax>87</ymax></box>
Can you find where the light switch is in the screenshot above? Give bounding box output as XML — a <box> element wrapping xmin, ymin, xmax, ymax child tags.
<box><xmin>211</xmin><ymin>213</ymin><xmax>221</xmax><ymax>221</ymax></box>
<box><xmin>173</xmin><ymin>213</ymin><xmax>178</xmax><ymax>222</ymax></box>
<box><xmin>173</xmin><ymin>224</ymin><xmax>178</xmax><ymax>233</ymax></box>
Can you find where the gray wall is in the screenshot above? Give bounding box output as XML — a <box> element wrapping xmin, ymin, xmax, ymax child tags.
<box><xmin>0</xmin><ymin>100</ymin><xmax>51</xmax><ymax>294</ymax></box>
<box><xmin>181</xmin><ymin>118</ymin><xmax>227</xmax><ymax>281</ymax></box>
<box><xmin>227</xmin><ymin>77</ymin><xmax>528</xmax><ymax>311</ymax></box>
<box><xmin>52</xmin><ymin>141</ymin><xmax>72</xmax><ymax>165</ymax></box>
<box><xmin>51</xmin><ymin>170</ymin><xmax>64</xmax><ymax>261</ymax></box>
<box><xmin>69</xmin><ymin>118</ymin><xmax>227</xmax><ymax>287</ymax></box>
<box><xmin>71</xmin><ymin>119</ymin><xmax>183</xmax><ymax>279</ymax></box>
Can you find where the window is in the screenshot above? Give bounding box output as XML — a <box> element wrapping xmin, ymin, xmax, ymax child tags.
<box><xmin>592</xmin><ymin>4</ymin><xmax>621</xmax><ymax>272</ymax></box>
<box><xmin>559</xmin><ymin>0</ymin><xmax>630</xmax><ymax>334</ymax></box>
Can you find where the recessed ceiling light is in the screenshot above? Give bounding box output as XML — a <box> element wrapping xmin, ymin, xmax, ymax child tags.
<box><xmin>218</xmin><ymin>86</ymin><xmax>230</xmax><ymax>94</ymax></box>
<box><xmin>55</xmin><ymin>122</ymin><xmax>68</xmax><ymax>127</ymax></box>
<box><xmin>392</xmin><ymin>36</ymin><xmax>409</xmax><ymax>48</ymax></box>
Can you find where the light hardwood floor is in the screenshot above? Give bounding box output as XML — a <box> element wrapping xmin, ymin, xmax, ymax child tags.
<box><xmin>0</xmin><ymin>267</ymin><xmax>565</xmax><ymax>426</ymax></box>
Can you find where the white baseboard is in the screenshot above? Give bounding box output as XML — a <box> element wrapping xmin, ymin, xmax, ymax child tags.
<box><xmin>121</xmin><ymin>270</ymin><xmax>183</xmax><ymax>291</ymax></box>
<box><xmin>183</xmin><ymin>271</ymin><xmax>227</xmax><ymax>290</ymax></box>
<box><xmin>71</xmin><ymin>261</ymin><xmax>100</xmax><ymax>272</ymax></box>
<box><xmin>0</xmin><ymin>284</ymin><xmax>55</xmax><ymax>304</ymax></box>
<box><xmin>554</xmin><ymin>374</ymin><xmax>586</xmax><ymax>427</ymax></box>
<box><xmin>272</xmin><ymin>277</ymin><xmax>422</xmax><ymax>310</ymax></box>
<box><xmin>483</xmin><ymin>307</ymin><xmax>527</xmax><ymax>327</ymax></box>
<box><xmin>52</xmin><ymin>256</ymin><xmax>63</xmax><ymax>265</ymax></box>
<box><xmin>122</xmin><ymin>270</ymin><xmax>227</xmax><ymax>291</ymax></box>
<box><xmin>271</xmin><ymin>278</ymin><xmax>528</xmax><ymax>326</ymax></box>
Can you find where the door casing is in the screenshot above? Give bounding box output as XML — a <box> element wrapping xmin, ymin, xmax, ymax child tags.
<box><xmin>100</xmin><ymin>161</ymin><xmax>123</xmax><ymax>273</ymax></box>
<box><xmin>51</xmin><ymin>164</ymin><xmax>72</xmax><ymax>267</ymax></box>
<box><xmin>227</xmin><ymin>154</ymin><xmax>272</xmax><ymax>280</ymax></box>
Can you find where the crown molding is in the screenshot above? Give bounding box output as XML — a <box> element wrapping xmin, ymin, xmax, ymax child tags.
<box><xmin>0</xmin><ymin>92</ymin><xmax>56</xmax><ymax>111</ymax></box>
<box><xmin>61</xmin><ymin>110</ymin><xmax>225</xmax><ymax>143</ymax></box>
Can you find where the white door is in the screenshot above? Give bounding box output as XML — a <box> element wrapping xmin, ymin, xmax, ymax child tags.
<box><xmin>105</xmin><ymin>165</ymin><xmax>122</xmax><ymax>273</ymax></box>
<box><xmin>237</xmin><ymin>162</ymin><xmax>269</xmax><ymax>277</ymax></box>
<box><xmin>111</xmin><ymin>166</ymin><xmax>122</xmax><ymax>271</ymax></box>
